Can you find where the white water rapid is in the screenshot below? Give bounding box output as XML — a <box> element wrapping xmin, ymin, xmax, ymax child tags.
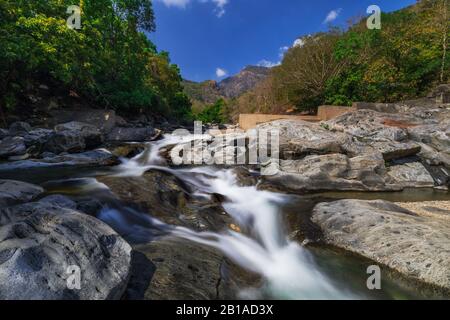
<box><xmin>108</xmin><ymin>134</ymin><xmax>357</xmax><ymax>299</ymax></box>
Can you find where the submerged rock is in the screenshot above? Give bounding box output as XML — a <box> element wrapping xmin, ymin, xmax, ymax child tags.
<box><xmin>0</xmin><ymin>202</ymin><xmax>132</xmax><ymax>300</ymax></box>
<box><xmin>0</xmin><ymin>180</ymin><xmax>44</xmax><ymax>207</ymax></box>
<box><xmin>312</xmin><ymin>199</ymin><xmax>450</xmax><ymax>291</ymax></box>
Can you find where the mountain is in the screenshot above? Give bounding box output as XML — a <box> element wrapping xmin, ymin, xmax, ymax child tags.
<box><xmin>218</xmin><ymin>66</ymin><xmax>271</xmax><ymax>98</ymax></box>
<box><xmin>183</xmin><ymin>66</ymin><xmax>271</xmax><ymax>112</ymax></box>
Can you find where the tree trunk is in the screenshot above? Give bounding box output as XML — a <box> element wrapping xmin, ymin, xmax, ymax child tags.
<box><xmin>440</xmin><ymin>0</ymin><xmax>448</xmax><ymax>83</ymax></box>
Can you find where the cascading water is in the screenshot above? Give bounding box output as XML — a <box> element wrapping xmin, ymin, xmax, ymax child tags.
<box><xmin>106</xmin><ymin>134</ymin><xmax>358</xmax><ymax>299</ymax></box>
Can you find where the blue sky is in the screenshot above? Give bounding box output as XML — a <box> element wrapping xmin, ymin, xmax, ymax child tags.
<box><xmin>149</xmin><ymin>0</ymin><xmax>417</xmax><ymax>82</ymax></box>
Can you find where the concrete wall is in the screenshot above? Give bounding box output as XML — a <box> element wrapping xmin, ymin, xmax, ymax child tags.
<box><xmin>238</xmin><ymin>106</ymin><xmax>353</xmax><ymax>130</ymax></box>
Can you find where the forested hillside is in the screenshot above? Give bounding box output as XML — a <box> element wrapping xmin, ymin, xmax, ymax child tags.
<box><xmin>228</xmin><ymin>0</ymin><xmax>449</xmax><ymax>120</ymax></box>
<box><xmin>0</xmin><ymin>0</ymin><xmax>191</xmax><ymax>122</ymax></box>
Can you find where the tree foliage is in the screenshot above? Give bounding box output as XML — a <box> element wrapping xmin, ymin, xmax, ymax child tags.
<box><xmin>196</xmin><ymin>98</ymin><xmax>226</xmax><ymax>124</ymax></box>
<box><xmin>0</xmin><ymin>0</ymin><xmax>191</xmax><ymax>119</ymax></box>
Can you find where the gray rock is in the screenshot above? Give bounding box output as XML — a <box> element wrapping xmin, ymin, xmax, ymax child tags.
<box><xmin>23</xmin><ymin>129</ymin><xmax>54</xmax><ymax>148</ymax></box>
<box><xmin>312</xmin><ymin>199</ymin><xmax>450</xmax><ymax>291</ymax></box>
<box><xmin>0</xmin><ymin>128</ymin><xmax>9</xmax><ymax>139</ymax></box>
<box><xmin>44</xmin><ymin>130</ymin><xmax>86</xmax><ymax>154</ymax></box>
<box><xmin>0</xmin><ymin>202</ymin><xmax>132</xmax><ymax>299</ymax></box>
<box><xmin>129</xmin><ymin>237</ymin><xmax>252</xmax><ymax>300</ymax></box>
<box><xmin>0</xmin><ymin>136</ymin><xmax>27</xmax><ymax>158</ymax></box>
<box><xmin>0</xmin><ymin>180</ymin><xmax>44</xmax><ymax>207</ymax></box>
<box><xmin>261</xmin><ymin>153</ymin><xmax>397</xmax><ymax>193</ymax></box>
<box><xmin>387</xmin><ymin>162</ymin><xmax>435</xmax><ymax>188</ymax></box>
<box><xmin>38</xmin><ymin>194</ymin><xmax>77</xmax><ymax>210</ymax></box>
<box><xmin>408</xmin><ymin>124</ymin><xmax>450</xmax><ymax>155</ymax></box>
<box><xmin>369</xmin><ymin>141</ymin><xmax>421</xmax><ymax>161</ymax></box>
<box><xmin>106</xmin><ymin>127</ymin><xmax>156</xmax><ymax>142</ymax></box>
<box><xmin>49</xmin><ymin>109</ymin><xmax>116</xmax><ymax>133</ymax></box>
<box><xmin>0</xmin><ymin>150</ymin><xmax>119</xmax><ymax>173</ymax></box>
<box><xmin>9</xmin><ymin>121</ymin><xmax>31</xmax><ymax>135</ymax></box>
<box><xmin>55</xmin><ymin>121</ymin><xmax>104</xmax><ymax>149</ymax></box>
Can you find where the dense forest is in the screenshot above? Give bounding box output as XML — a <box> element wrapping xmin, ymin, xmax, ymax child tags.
<box><xmin>221</xmin><ymin>0</ymin><xmax>449</xmax><ymax>121</ymax></box>
<box><xmin>0</xmin><ymin>0</ymin><xmax>192</xmax><ymax>122</ymax></box>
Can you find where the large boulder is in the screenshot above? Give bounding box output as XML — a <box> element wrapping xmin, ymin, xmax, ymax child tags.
<box><xmin>408</xmin><ymin>124</ymin><xmax>450</xmax><ymax>155</ymax></box>
<box><xmin>0</xmin><ymin>136</ymin><xmax>27</xmax><ymax>158</ymax></box>
<box><xmin>49</xmin><ymin>109</ymin><xmax>116</xmax><ymax>133</ymax></box>
<box><xmin>312</xmin><ymin>199</ymin><xmax>450</xmax><ymax>291</ymax></box>
<box><xmin>23</xmin><ymin>129</ymin><xmax>54</xmax><ymax>148</ymax></box>
<box><xmin>0</xmin><ymin>202</ymin><xmax>132</xmax><ymax>300</ymax></box>
<box><xmin>106</xmin><ymin>127</ymin><xmax>156</xmax><ymax>142</ymax></box>
<box><xmin>127</xmin><ymin>237</ymin><xmax>253</xmax><ymax>300</ymax></box>
<box><xmin>257</xmin><ymin>120</ymin><xmax>352</xmax><ymax>159</ymax></box>
<box><xmin>9</xmin><ymin>121</ymin><xmax>32</xmax><ymax>136</ymax></box>
<box><xmin>44</xmin><ymin>130</ymin><xmax>86</xmax><ymax>154</ymax></box>
<box><xmin>0</xmin><ymin>180</ymin><xmax>44</xmax><ymax>207</ymax></box>
<box><xmin>325</xmin><ymin>109</ymin><xmax>424</xmax><ymax>141</ymax></box>
<box><xmin>260</xmin><ymin>152</ymin><xmax>397</xmax><ymax>193</ymax></box>
<box><xmin>387</xmin><ymin>162</ymin><xmax>435</xmax><ymax>188</ymax></box>
<box><xmin>55</xmin><ymin>121</ymin><xmax>104</xmax><ymax>149</ymax></box>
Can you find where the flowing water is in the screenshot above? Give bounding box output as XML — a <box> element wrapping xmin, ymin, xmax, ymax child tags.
<box><xmin>20</xmin><ymin>134</ymin><xmax>450</xmax><ymax>300</ymax></box>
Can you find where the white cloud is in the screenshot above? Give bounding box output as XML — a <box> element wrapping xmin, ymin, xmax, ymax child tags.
<box><xmin>257</xmin><ymin>60</ymin><xmax>280</xmax><ymax>68</ymax></box>
<box><xmin>157</xmin><ymin>0</ymin><xmax>229</xmax><ymax>17</ymax></box>
<box><xmin>323</xmin><ymin>8</ymin><xmax>342</xmax><ymax>24</ymax></box>
<box><xmin>158</xmin><ymin>0</ymin><xmax>191</xmax><ymax>8</ymax></box>
<box><xmin>212</xmin><ymin>0</ymin><xmax>228</xmax><ymax>17</ymax></box>
<box><xmin>293</xmin><ymin>38</ymin><xmax>305</xmax><ymax>47</ymax></box>
<box><xmin>216</xmin><ymin>68</ymin><xmax>228</xmax><ymax>77</ymax></box>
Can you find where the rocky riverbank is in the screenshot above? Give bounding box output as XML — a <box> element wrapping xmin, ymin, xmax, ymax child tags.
<box><xmin>0</xmin><ymin>88</ymin><xmax>449</xmax><ymax>299</ymax></box>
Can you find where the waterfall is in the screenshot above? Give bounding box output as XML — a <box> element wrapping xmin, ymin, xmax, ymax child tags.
<box><xmin>106</xmin><ymin>134</ymin><xmax>357</xmax><ymax>299</ymax></box>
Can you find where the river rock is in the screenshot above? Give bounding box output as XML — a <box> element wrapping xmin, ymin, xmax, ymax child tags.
<box><xmin>0</xmin><ymin>136</ymin><xmax>27</xmax><ymax>158</ymax></box>
<box><xmin>23</xmin><ymin>129</ymin><xmax>54</xmax><ymax>148</ymax></box>
<box><xmin>98</xmin><ymin>170</ymin><xmax>231</xmax><ymax>232</ymax></box>
<box><xmin>368</xmin><ymin>141</ymin><xmax>421</xmax><ymax>161</ymax></box>
<box><xmin>55</xmin><ymin>121</ymin><xmax>104</xmax><ymax>149</ymax></box>
<box><xmin>0</xmin><ymin>202</ymin><xmax>132</xmax><ymax>299</ymax></box>
<box><xmin>9</xmin><ymin>121</ymin><xmax>32</xmax><ymax>136</ymax></box>
<box><xmin>408</xmin><ymin>124</ymin><xmax>450</xmax><ymax>155</ymax></box>
<box><xmin>260</xmin><ymin>152</ymin><xmax>398</xmax><ymax>193</ymax></box>
<box><xmin>0</xmin><ymin>180</ymin><xmax>44</xmax><ymax>207</ymax></box>
<box><xmin>106</xmin><ymin>127</ymin><xmax>156</xmax><ymax>142</ymax></box>
<box><xmin>387</xmin><ymin>162</ymin><xmax>435</xmax><ymax>188</ymax></box>
<box><xmin>128</xmin><ymin>237</ymin><xmax>248</xmax><ymax>300</ymax></box>
<box><xmin>38</xmin><ymin>194</ymin><xmax>77</xmax><ymax>210</ymax></box>
<box><xmin>44</xmin><ymin>130</ymin><xmax>86</xmax><ymax>154</ymax></box>
<box><xmin>325</xmin><ymin>109</ymin><xmax>422</xmax><ymax>141</ymax></box>
<box><xmin>312</xmin><ymin>199</ymin><xmax>450</xmax><ymax>291</ymax></box>
<box><xmin>0</xmin><ymin>150</ymin><xmax>119</xmax><ymax>173</ymax></box>
<box><xmin>0</xmin><ymin>129</ymin><xmax>9</xmax><ymax>139</ymax></box>
<box><xmin>49</xmin><ymin>109</ymin><xmax>116</xmax><ymax>133</ymax></box>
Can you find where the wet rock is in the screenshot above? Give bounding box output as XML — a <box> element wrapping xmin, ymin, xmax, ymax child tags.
<box><xmin>38</xmin><ymin>194</ymin><xmax>77</xmax><ymax>210</ymax></box>
<box><xmin>312</xmin><ymin>199</ymin><xmax>450</xmax><ymax>291</ymax></box>
<box><xmin>0</xmin><ymin>136</ymin><xmax>27</xmax><ymax>158</ymax></box>
<box><xmin>0</xmin><ymin>180</ymin><xmax>44</xmax><ymax>207</ymax></box>
<box><xmin>55</xmin><ymin>121</ymin><xmax>104</xmax><ymax>149</ymax></box>
<box><xmin>98</xmin><ymin>170</ymin><xmax>231</xmax><ymax>232</ymax></box>
<box><xmin>387</xmin><ymin>162</ymin><xmax>435</xmax><ymax>188</ymax></box>
<box><xmin>0</xmin><ymin>202</ymin><xmax>132</xmax><ymax>299</ymax></box>
<box><xmin>0</xmin><ymin>150</ymin><xmax>119</xmax><ymax>173</ymax></box>
<box><xmin>107</xmin><ymin>127</ymin><xmax>156</xmax><ymax>142</ymax></box>
<box><xmin>9</xmin><ymin>121</ymin><xmax>32</xmax><ymax>136</ymax></box>
<box><xmin>44</xmin><ymin>130</ymin><xmax>86</xmax><ymax>154</ymax></box>
<box><xmin>105</xmin><ymin>142</ymin><xmax>146</xmax><ymax>158</ymax></box>
<box><xmin>128</xmin><ymin>237</ymin><xmax>249</xmax><ymax>300</ymax></box>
